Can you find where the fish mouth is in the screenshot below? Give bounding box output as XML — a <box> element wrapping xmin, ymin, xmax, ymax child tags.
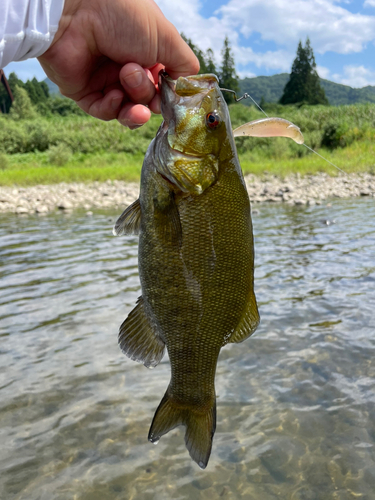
<box><xmin>159</xmin><ymin>71</ymin><xmax>219</xmax><ymax>123</ymax></box>
<box><xmin>159</xmin><ymin>72</ymin><xmax>177</xmax><ymax>125</ymax></box>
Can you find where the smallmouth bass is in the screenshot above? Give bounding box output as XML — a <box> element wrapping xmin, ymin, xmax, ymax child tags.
<box><xmin>114</xmin><ymin>72</ymin><xmax>260</xmax><ymax>468</ymax></box>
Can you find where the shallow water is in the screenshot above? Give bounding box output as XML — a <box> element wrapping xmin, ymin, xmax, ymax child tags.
<box><xmin>0</xmin><ymin>198</ymin><xmax>374</xmax><ymax>500</ymax></box>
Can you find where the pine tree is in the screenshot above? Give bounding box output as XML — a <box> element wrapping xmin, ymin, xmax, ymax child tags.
<box><xmin>279</xmin><ymin>38</ymin><xmax>328</xmax><ymax>105</ymax></box>
<box><xmin>205</xmin><ymin>48</ymin><xmax>217</xmax><ymax>75</ymax></box>
<box><xmin>219</xmin><ymin>37</ymin><xmax>239</xmax><ymax>104</ymax></box>
<box><xmin>8</xmin><ymin>72</ymin><xmax>24</xmax><ymax>93</ymax></box>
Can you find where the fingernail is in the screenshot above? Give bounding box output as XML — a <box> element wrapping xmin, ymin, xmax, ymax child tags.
<box><xmin>119</xmin><ymin>119</ymin><xmax>144</xmax><ymax>129</ymax></box>
<box><xmin>123</xmin><ymin>70</ymin><xmax>143</xmax><ymax>88</ymax></box>
<box><xmin>111</xmin><ymin>96</ymin><xmax>122</xmax><ymax>111</ymax></box>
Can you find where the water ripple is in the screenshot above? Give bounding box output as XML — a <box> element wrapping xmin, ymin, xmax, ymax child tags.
<box><xmin>0</xmin><ymin>200</ymin><xmax>374</xmax><ymax>499</ymax></box>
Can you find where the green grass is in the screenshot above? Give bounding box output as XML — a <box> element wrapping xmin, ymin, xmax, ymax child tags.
<box><xmin>1</xmin><ymin>141</ymin><xmax>373</xmax><ymax>186</ymax></box>
<box><xmin>239</xmin><ymin>140</ymin><xmax>375</xmax><ymax>177</ymax></box>
<box><xmin>0</xmin><ymin>152</ymin><xmax>144</xmax><ymax>186</ymax></box>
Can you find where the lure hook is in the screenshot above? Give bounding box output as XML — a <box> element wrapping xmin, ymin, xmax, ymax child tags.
<box><xmin>219</xmin><ymin>89</ymin><xmax>250</xmax><ymax>102</ymax></box>
<box><xmin>220</xmin><ymin>88</ymin><xmax>269</xmax><ymax>117</ymax></box>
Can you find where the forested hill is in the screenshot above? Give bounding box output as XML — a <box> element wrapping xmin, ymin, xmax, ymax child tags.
<box><xmin>44</xmin><ymin>78</ymin><xmax>60</xmax><ymax>95</ymax></box>
<box><xmin>43</xmin><ymin>74</ymin><xmax>375</xmax><ymax>106</ymax></box>
<box><xmin>239</xmin><ymin>73</ymin><xmax>375</xmax><ymax>106</ymax></box>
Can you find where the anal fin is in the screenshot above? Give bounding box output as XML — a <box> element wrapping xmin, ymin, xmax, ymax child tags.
<box><xmin>228</xmin><ymin>292</ymin><xmax>260</xmax><ymax>344</ymax></box>
<box><xmin>113</xmin><ymin>199</ymin><xmax>141</xmax><ymax>236</ymax></box>
<box><xmin>119</xmin><ymin>296</ymin><xmax>165</xmax><ymax>368</ymax></box>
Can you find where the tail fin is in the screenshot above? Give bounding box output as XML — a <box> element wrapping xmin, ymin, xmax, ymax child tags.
<box><xmin>148</xmin><ymin>391</ymin><xmax>216</xmax><ymax>469</ymax></box>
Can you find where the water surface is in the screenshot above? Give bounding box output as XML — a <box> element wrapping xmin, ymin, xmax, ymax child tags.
<box><xmin>0</xmin><ymin>198</ymin><xmax>374</xmax><ymax>499</ymax></box>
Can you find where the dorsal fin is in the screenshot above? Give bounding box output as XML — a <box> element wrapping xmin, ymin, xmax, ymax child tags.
<box><xmin>113</xmin><ymin>199</ymin><xmax>141</xmax><ymax>236</ymax></box>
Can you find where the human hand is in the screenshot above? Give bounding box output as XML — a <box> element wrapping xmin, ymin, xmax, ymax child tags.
<box><xmin>38</xmin><ymin>0</ymin><xmax>199</xmax><ymax>128</ymax></box>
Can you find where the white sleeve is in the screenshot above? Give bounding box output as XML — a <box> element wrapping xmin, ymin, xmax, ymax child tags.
<box><xmin>0</xmin><ymin>0</ymin><xmax>65</xmax><ymax>69</ymax></box>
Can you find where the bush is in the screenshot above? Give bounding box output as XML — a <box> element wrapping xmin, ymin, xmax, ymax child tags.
<box><xmin>321</xmin><ymin>122</ymin><xmax>350</xmax><ymax>149</ymax></box>
<box><xmin>48</xmin><ymin>97</ymin><xmax>86</xmax><ymax>116</ymax></box>
<box><xmin>0</xmin><ymin>153</ymin><xmax>8</xmax><ymax>170</ymax></box>
<box><xmin>48</xmin><ymin>144</ymin><xmax>73</xmax><ymax>166</ymax></box>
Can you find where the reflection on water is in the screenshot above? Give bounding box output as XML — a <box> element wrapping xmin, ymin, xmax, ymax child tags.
<box><xmin>0</xmin><ymin>199</ymin><xmax>374</xmax><ymax>499</ymax></box>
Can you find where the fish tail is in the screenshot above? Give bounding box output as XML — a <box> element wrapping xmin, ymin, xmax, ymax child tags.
<box><xmin>148</xmin><ymin>390</ymin><xmax>216</xmax><ymax>469</ymax></box>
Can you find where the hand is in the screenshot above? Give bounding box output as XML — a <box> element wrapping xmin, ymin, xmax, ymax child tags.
<box><xmin>38</xmin><ymin>0</ymin><xmax>199</xmax><ymax>128</ymax></box>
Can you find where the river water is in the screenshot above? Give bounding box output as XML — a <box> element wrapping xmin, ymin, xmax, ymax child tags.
<box><xmin>0</xmin><ymin>198</ymin><xmax>374</xmax><ymax>500</ymax></box>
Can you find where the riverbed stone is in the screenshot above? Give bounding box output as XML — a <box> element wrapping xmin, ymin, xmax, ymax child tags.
<box><xmin>0</xmin><ymin>174</ymin><xmax>373</xmax><ymax>214</ymax></box>
<box><xmin>35</xmin><ymin>205</ymin><xmax>49</xmax><ymax>213</ymax></box>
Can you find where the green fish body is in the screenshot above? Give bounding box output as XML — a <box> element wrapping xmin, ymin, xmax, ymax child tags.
<box><xmin>114</xmin><ymin>73</ymin><xmax>259</xmax><ymax>468</ymax></box>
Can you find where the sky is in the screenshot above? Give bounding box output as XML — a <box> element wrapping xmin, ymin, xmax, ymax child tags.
<box><xmin>4</xmin><ymin>0</ymin><xmax>375</xmax><ymax>88</ymax></box>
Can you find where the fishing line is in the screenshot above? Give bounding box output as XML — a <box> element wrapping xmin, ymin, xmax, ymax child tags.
<box><xmin>221</xmin><ymin>89</ymin><xmax>347</xmax><ymax>176</ymax></box>
<box><xmin>302</xmin><ymin>144</ymin><xmax>347</xmax><ymax>175</ymax></box>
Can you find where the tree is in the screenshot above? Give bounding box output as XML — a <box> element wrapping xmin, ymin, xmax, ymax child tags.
<box><xmin>9</xmin><ymin>86</ymin><xmax>38</xmax><ymax>119</ymax></box>
<box><xmin>0</xmin><ymin>71</ymin><xmax>13</xmax><ymax>114</ymax></box>
<box><xmin>219</xmin><ymin>37</ymin><xmax>239</xmax><ymax>104</ymax></box>
<box><xmin>279</xmin><ymin>38</ymin><xmax>328</xmax><ymax>105</ymax></box>
<box><xmin>205</xmin><ymin>48</ymin><xmax>217</xmax><ymax>75</ymax></box>
<box><xmin>181</xmin><ymin>34</ymin><xmax>218</xmax><ymax>76</ymax></box>
<box><xmin>181</xmin><ymin>33</ymin><xmax>208</xmax><ymax>74</ymax></box>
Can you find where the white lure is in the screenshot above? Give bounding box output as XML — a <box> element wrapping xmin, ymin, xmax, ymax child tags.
<box><xmin>233</xmin><ymin>117</ymin><xmax>304</xmax><ymax>144</ymax></box>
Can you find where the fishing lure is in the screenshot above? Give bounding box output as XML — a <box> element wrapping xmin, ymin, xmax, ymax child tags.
<box><xmin>220</xmin><ymin>88</ymin><xmax>346</xmax><ymax>175</ymax></box>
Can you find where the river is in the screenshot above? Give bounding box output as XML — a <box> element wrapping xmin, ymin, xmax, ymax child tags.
<box><xmin>1</xmin><ymin>198</ymin><xmax>374</xmax><ymax>499</ymax></box>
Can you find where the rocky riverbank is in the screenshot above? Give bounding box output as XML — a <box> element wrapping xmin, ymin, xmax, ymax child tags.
<box><xmin>0</xmin><ymin>173</ymin><xmax>373</xmax><ymax>215</ymax></box>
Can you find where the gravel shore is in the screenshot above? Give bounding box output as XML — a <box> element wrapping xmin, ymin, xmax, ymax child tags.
<box><xmin>0</xmin><ymin>173</ymin><xmax>374</xmax><ymax>215</ymax></box>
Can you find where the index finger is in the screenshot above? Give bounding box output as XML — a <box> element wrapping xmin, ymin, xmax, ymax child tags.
<box><xmin>156</xmin><ymin>27</ymin><xmax>200</xmax><ymax>79</ymax></box>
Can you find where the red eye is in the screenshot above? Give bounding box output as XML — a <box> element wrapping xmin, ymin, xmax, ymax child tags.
<box><xmin>206</xmin><ymin>112</ymin><xmax>221</xmax><ymax>129</ymax></box>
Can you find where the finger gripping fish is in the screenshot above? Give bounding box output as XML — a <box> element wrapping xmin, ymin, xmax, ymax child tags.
<box><xmin>114</xmin><ymin>73</ymin><xmax>260</xmax><ymax>469</ymax></box>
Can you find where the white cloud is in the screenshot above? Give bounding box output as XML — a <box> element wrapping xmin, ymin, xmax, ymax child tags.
<box><xmin>317</xmin><ymin>65</ymin><xmax>330</xmax><ymax>79</ymax></box>
<box><xmin>217</xmin><ymin>0</ymin><xmax>375</xmax><ymax>54</ymax></box>
<box><xmin>235</xmin><ymin>47</ymin><xmax>292</xmax><ymax>71</ymax></box>
<box><xmin>332</xmin><ymin>65</ymin><xmax>375</xmax><ymax>87</ymax></box>
<box><xmin>364</xmin><ymin>0</ymin><xmax>375</xmax><ymax>7</ymax></box>
<box><xmin>155</xmin><ymin>0</ymin><xmax>375</xmax><ymax>78</ymax></box>
<box><xmin>237</xmin><ymin>69</ymin><xmax>257</xmax><ymax>79</ymax></box>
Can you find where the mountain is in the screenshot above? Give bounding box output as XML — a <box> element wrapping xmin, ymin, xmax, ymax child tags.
<box><xmin>43</xmin><ymin>77</ymin><xmax>61</xmax><ymax>95</ymax></box>
<box><xmin>44</xmin><ymin>74</ymin><xmax>375</xmax><ymax>106</ymax></box>
<box><xmin>239</xmin><ymin>74</ymin><xmax>375</xmax><ymax>106</ymax></box>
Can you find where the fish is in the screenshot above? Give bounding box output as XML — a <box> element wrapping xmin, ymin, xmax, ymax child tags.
<box><xmin>114</xmin><ymin>72</ymin><xmax>303</xmax><ymax>469</ymax></box>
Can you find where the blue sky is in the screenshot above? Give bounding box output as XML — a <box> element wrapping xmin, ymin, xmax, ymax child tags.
<box><xmin>4</xmin><ymin>0</ymin><xmax>375</xmax><ymax>87</ymax></box>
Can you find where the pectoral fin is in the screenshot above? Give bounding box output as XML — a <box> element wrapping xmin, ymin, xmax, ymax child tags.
<box><xmin>113</xmin><ymin>199</ymin><xmax>141</xmax><ymax>236</ymax></box>
<box><xmin>227</xmin><ymin>292</ymin><xmax>260</xmax><ymax>344</ymax></box>
<box><xmin>119</xmin><ymin>296</ymin><xmax>165</xmax><ymax>369</ymax></box>
<box><xmin>233</xmin><ymin>117</ymin><xmax>304</xmax><ymax>144</ymax></box>
<box><xmin>153</xmin><ymin>185</ymin><xmax>182</xmax><ymax>247</ymax></box>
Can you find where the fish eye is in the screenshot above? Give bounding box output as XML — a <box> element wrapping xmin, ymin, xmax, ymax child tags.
<box><xmin>206</xmin><ymin>112</ymin><xmax>221</xmax><ymax>130</ymax></box>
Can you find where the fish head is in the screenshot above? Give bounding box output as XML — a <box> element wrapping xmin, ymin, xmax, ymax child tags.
<box><xmin>157</xmin><ymin>72</ymin><xmax>232</xmax><ymax>195</ymax></box>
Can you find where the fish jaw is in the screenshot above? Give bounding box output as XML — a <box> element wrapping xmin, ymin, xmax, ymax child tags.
<box><xmin>156</xmin><ymin>72</ymin><xmax>231</xmax><ymax>195</ymax></box>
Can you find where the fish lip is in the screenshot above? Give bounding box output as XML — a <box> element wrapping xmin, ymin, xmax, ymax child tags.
<box><xmin>159</xmin><ymin>70</ymin><xmax>176</xmax><ymax>87</ymax></box>
<box><xmin>159</xmin><ymin>71</ymin><xmax>178</xmax><ymax>125</ymax></box>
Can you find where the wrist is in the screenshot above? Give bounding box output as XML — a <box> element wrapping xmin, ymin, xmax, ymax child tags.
<box><xmin>48</xmin><ymin>0</ymin><xmax>83</xmax><ymax>49</ymax></box>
